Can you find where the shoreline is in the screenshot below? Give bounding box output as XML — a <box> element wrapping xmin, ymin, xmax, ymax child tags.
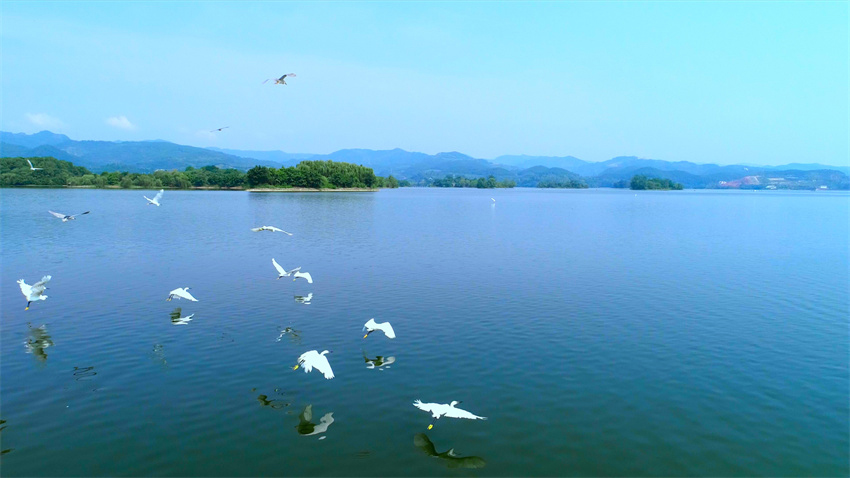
<box><xmin>246</xmin><ymin>187</ymin><xmax>379</xmax><ymax>192</ymax></box>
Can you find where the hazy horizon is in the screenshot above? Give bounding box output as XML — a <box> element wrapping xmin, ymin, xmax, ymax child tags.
<box><xmin>1</xmin><ymin>2</ymin><xmax>847</xmax><ymax>166</ymax></box>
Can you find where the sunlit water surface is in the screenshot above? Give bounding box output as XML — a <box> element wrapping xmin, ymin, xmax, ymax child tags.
<box><xmin>1</xmin><ymin>188</ymin><xmax>847</xmax><ymax>476</ymax></box>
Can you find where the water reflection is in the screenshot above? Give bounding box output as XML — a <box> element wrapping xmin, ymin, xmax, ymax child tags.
<box><xmin>294</xmin><ymin>293</ymin><xmax>313</xmax><ymax>305</ymax></box>
<box><xmin>296</xmin><ymin>404</ymin><xmax>334</xmax><ymax>437</ymax></box>
<box><xmin>276</xmin><ymin>326</ymin><xmax>302</xmax><ymax>344</ymax></box>
<box><xmin>256</xmin><ymin>388</ymin><xmax>291</xmax><ymax>409</ymax></box>
<box><xmin>414</xmin><ymin>434</ymin><xmax>486</xmax><ymax>469</ymax></box>
<box><xmin>72</xmin><ymin>366</ymin><xmax>97</xmax><ymax>381</ymax></box>
<box><xmin>25</xmin><ymin>323</ymin><xmax>54</xmax><ymax>364</ymax></box>
<box><xmin>169</xmin><ymin>308</ymin><xmax>194</xmax><ymax>325</ymax></box>
<box><xmin>363</xmin><ymin>352</ymin><xmax>395</xmax><ymax>370</ymax></box>
<box><xmin>0</xmin><ymin>419</ymin><xmax>11</xmax><ymax>456</ymax></box>
<box><xmin>151</xmin><ymin>344</ymin><xmax>167</xmax><ymax>368</ymax></box>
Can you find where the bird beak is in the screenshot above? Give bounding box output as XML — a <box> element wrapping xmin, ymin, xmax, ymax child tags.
<box><xmin>25</xmin><ymin>307</ymin><xmax>29</xmax><ymax>311</ymax></box>
<box><xmin>292</xmin><ymin>365</ymin><xmax>299</xmax><ymax>370</ymax></box>
<box><xmin>363</xmin><ymin>334</ymin><xmax>368</xmax><ymax>339</ymax></box>
<box><xmin>427</xmin><ymin>424</ymin><xmax>433</xmax><ymax>430</ymax></box>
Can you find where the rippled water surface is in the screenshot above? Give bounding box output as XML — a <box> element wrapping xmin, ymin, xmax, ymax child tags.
<box><xmin>1</xmin><ymin>188</ymin><xmax>848</xmax><ymax>476</ymax></box>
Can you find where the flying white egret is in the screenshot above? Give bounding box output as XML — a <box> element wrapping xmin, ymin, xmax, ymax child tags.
<box><xmin>252</xmin><ymin>226</ymin><xmax>293</xmax><ymax>235</ymax></box>
<box><xmin>166</xmin><ymin>287</ymin><xmax>198</xmax><ymax>302</ymax></box>
<box><xmin>272</xmin><ymin>258</ymin><xmax>300</xmax><ymax>279</ymax></box>
<box><xmin>144</xmin><ymin>189</ymin><xmax>164</xmax><ymax>206</ymax></box>
<box><xmin>413</xmin><ymin>400</ymin><xmax>486</xmax><ymax>430</ymax></box>
<box><xmin>18</xmin><ymin>275</ymin><xmax>51</xmax><ymax>310</ymax></box>
<box><xmin>263</xmin><ymin>73</ymin><xmax>296</xmax><ymax>85</ymax></box>
<box><xmin>294</xmin><ymin>293</ymin><xmax>313</xmax><ymax>304</ymax></box>
<box><xmin>363</xmin><ymin>318</ymin><xmax>396</xmax><ymax>339</ymax></box>
<box><xmin>27</xmin><ymin>159</ymin><xmax>43</xmax><ymax>171</ymax></box>
<box><xmin>49</xmin><ymin>210</ymin><xmax>90</xmax><ymax>222</ymax></box>
<box><xmin>292</xmin><ymin>271</ymin><xmax>313</xmax><ymax>284</ymax></box>
<box><xmin>293</xmin><ymin>350</ymin><xmax>334</xmax><ymax>379</ymax></box>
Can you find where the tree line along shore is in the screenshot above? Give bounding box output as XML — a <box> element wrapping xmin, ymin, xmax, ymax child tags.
<box><xmin>1</xmin><ymin>156</ymin><xmax>684</xmax><ymax>191</ymax></box>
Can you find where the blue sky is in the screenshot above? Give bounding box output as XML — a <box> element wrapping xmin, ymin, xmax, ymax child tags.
<box><xmin>2</xmin><ymin>1</ymin><xmax>847</xmax><ymax>165</ymax></box>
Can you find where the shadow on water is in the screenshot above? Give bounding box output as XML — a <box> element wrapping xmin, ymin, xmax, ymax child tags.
<box><xmin>363</xmin><ymin>351</ymin><xmax>395</xmax><ymax>369</ymax></box>
<box><xmin>24</xmin><ymin>323</ymin><xmax>54</xmax><ymax>364</ymax></box>
<box><xmin>169</xmin><ymin>307</ymin><xmax>194</xmax><ymax>325</ymax></box>
<box><xmin>0</xmin><ymin>419</ymin><xmax>11</xmax><ymax>456</ymax></box>
<box><xmin>276</xmin><ymin>326</ymin><xmax>302</xmax><ymax>344</ymax></box>
<box><xmin>255</xmin><ymin>388</ymin><xmax>292</xmax><ymax>410</ymax></box>
<box><xmin>296</xmin><ymin>404</ymin><xmax>334</xmax><ymax>438</ymax></box>
<box><xmin>414</xmin><ymin>433</ymin><xmax>486</xmax><ymax>469</ymax></box>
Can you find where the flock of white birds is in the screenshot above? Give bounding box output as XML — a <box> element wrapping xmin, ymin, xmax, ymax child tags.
<box><xmin>19</xmin><ymin>183</ymin><xmax>488</xmax><ymax>430</ymax></box>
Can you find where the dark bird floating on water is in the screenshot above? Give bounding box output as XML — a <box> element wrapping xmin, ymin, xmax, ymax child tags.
<box><xmin>263</xmin><ymin>73</ymin><xmax>296</xmax><ymax>85</ymax></box>
<box><xmin>210</xmin><ymin>126</ymin><xmax>229</xmax><ymax>132</ymax></box>
<box><xmin>49</xmin><ymin>210</ymin><xmax>90</xmax><ymax>222</ymax></box>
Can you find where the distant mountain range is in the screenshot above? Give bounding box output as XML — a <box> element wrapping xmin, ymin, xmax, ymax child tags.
<box><xmin>1</xmin><ymin>130</ymin><xmax>848</xmax><ymax>189</ymax></box>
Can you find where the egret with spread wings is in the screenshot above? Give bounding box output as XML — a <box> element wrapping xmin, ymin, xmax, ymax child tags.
<box><xmin>272</xmin><ymin>258</ymin><xmax>300</xmax><ymax>279</ymax></box>
<box><xmin>252</xmin><ymin>226</ymin><xmax>293</xmax><ymax>235</ymax></box>
<box><xmin>167</xmin><ymin>287</ymin><xmax>198</xmax><ymax>302</ymax></box>
<box><xmin>18</xmin><ymin>275</ymin><xmax>51</xmax><ymax>310</ymax></box>
<box><xmin>363</xmin><ymin>318</ymin><xmax>396</xmax><ymax>339</ymax></box>
<box><xmin>293</xmin><ymin>350</ymin><xmax>334</xmax><ymax>379</ymax></box>
<box><xmin>27</xmin><ymin>159</ymin><xmax>43</xmax><ymax>171</ymax></box>
<box><xmin>49</xmin><ymin>210</ymin><xmax>90</xmax><ymax>222</ymax></box>
<box><xmin>263</xmin><ymin>73</ymin><xmax>296</xmax><ymax>85</ymax></box>
<box><xmin>144</xmin><ymin>189</ymin><xmax>164</xmax><ymax>206</ymax></box>
<box><xmin>413</xmin><ymin>400</ymin><xmax>486</xmax><ymax>430</ymax></box>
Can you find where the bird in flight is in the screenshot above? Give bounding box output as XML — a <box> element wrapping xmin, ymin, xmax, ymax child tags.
<box><xmin>363</xmin><ymin>318</ymin><xmax>396</xmax><ymax>339</ymax></box>
<box><xmin>166</xmin><ymin>287</ymin><xmax>198</xmax><ymax>302</ymax></box>
<box><xmin>49</xmin><ymin>210</ymin><xmax>90</xmax><ymax>222</ymax></box>
<box><xmin>263</xmin><ymin>73</ymin><xmax>296</xmax><ymax>85</ymax></box>
<box><xmin>293</xmin><ymin>350</ymin><xmax>334</xmax><ymax>379</ymax></box>
<box><xmin>251</xmin><ymin>226</ymin><xmax>293</xmax><ymax>235</ymax></box>
<box><xmin>210</xmin><ymin>126</ymin><xmax>229</xmax><ymax>132</ymax></box>
<box><xmin>27</xmin><ymin>159</ymin><xmax>43</xmax><ymax>171</ymax></box>
<box><xmin>272</xmin><ymin>258</ymin><xmax>300</xmax><ymax>280</ymax></box>
<box><xmin>413</xmin><ymin>400</ymin><xmax>486</xmax><ymax>430</ymax></box>
<box><xmin>144</xmin><ymin>189</ymin><xmax>164</xmax><ymax>206</ymax></box>
<box><xmin>18</xmin><ymin>275</ymin><xmax>51</xmax><ymax>310</ymax></box>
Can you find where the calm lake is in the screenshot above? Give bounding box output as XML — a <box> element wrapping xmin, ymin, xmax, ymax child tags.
<box><xmin>1</xmin><ymin>188</ymin><xmax>847</xmax><ymax>476</ymax></box>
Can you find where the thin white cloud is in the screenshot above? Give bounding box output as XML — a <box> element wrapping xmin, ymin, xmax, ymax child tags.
<box><xmin>26</xmin><ymin>113</ymin><xmax>65</xmax><ymax>129</ymax></box>
<box><xmin>106</xmin><ymin>115</ymin><xmax>136</xmax><ymax>130</ymax></box>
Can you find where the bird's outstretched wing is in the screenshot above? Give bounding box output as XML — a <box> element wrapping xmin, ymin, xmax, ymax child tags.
<box><xmin>286</xmin><ymin>73</ymin><xmax>296</xmax><ymax>78</ymax></box>
<box><xmin>272</xmin><ymin>258</ymin><xmax>286</xmax><ymax>275</ymax></box>
<box><xmin>48</xmin><ymin>211</ymin><xmax>66</xmax><ymax>219</ymax></box>
<box><xmin>380</xmin><ymin>322</ymin><xmax>396</xmax><ymax>339</ymax></box>
<box><xmin>153</xmin><ymin>190</ymin><xmax>164</xmax><ymax>202</ymax></box>
<box><xmin>313</xmin><ymin>354</ymin><xmax>334</xmax><ymax>379</ymax></box>
<box><xmin>170</xmin><ymin>288</ymin><xmax>198</xmax><ymax>301</ymax></box>
<box><xmin>262</xmin><ymin>79</ymin><xmax>270</xmax><ymax>84</ymax></box>
<box><xmin>72</xmin><ymin>211</ymin><xmax>91</xmax><ymax>219</ymax></box>
<box><xmin>294</xmin><ymin>272</ymin><xmax>313</xmax><ymax>284</ymax></box>
<box><xmin>27</xmin><ymin>160</ymin><xmax>35</xmax><ymax>168</ymax></box>
<box><xmin>18</xmin><ymin>279</ymin><xmax>32</xmax><ymax>298</ymax></box>
<box><xmin>413</xmin><ymin>400</ymin><xmax>437</xmax><ymax>414</ymax></box>
<box><xmin>444</xmin><ymin>407</ymin><xmax>486</xmax><ymax>420</ymax></box>
<box><xmin>33</xmin><ymin>276</ymin><xmax>52</xmax><ymax>289</ymax></box>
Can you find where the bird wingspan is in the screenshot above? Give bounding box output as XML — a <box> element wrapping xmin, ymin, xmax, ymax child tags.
<box><xmin>170</xmin><ymin>288</ymin><xmax>198</xmax><ymax>301</ymax></box>
<box><xmin>18</xmin><ymin>279</ymin><xmax>31</xmax><ymax>297</ymax></box>
<box><xmin>314</xmin><ymin>354</ymin><xmax>334</xmax><ymax>379</ymax></box>
<box><xmin>444</xmin><ymin>408</ymin><xmax>486</xmax><ymax>420</ymax></box>
<box><xmin>33</xmin><ymin>276</ymin><xmax>52</xmax><ymax>288</ymax></box>
<box><xmin>48</xmin><ymin>211</ymin><xmax>66</xmax><ymax>219</ymax></box>
<box><xmin>272</xmin><ymin>258</ymin><xmax>286</xmax><ymax>275</ymax></box>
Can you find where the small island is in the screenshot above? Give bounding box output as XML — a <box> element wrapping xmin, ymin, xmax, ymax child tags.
<box><xmin>0</xmin><ymin>157</ymin><xmax>400</xmax><ymax>191</ymax></box>
<box><xmin>629</xmin><ymin>175</ymin><xmax>684</xmax><ymax>190</ymax></box>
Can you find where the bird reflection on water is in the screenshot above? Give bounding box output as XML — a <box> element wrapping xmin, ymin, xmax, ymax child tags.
<box><xmin>296</xmin><ymin>404</ymin><xmax>334</xmax><ymax>437</ymax></box>
<box><xmin>276</xmin><ymin>326</ymin><xmax>302</xmax><ymax>344</ymax></box>
<box><xmin>363</xmin><ymin>351</ymin><xmax>395</xmax><ymax>369</ymax></box>
<box><xmin>414</xmin><ymin>434</ymin><xmax>486</xmax><ymax>469</ymax></box>
<box><xmin>169</xmin><ymin>308</ymin><xmax>194</xmax><ymax>326</ymax></box>
<box><xmin>294</xmin><ymin>293</ymin><xmax>313</xmax><ymax>305</ymax></box>
<box><xmin>25</xmin><ymin>323</ymin><xmax>54</xmax><ymax>364</ymax></box>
